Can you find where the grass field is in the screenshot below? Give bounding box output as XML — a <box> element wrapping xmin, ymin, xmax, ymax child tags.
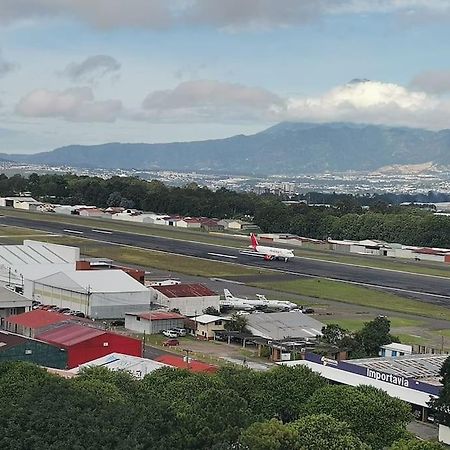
<box><xmin>0</xmin><ymin>225</ymin><xmax>47</xmax><ymax>237</ymax></box>
<box><xmin>321</xmin><ymin>316</ymin><xmax>424</xmax><ymax>331</ymax></box>
<box><xmin>253</xmin><ymin>278</ymin><xmax>450</xmax><ymax>321</ymax></box>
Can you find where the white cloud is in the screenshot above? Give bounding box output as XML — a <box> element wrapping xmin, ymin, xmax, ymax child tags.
<box><xmin>284</xmin><ymin>79</ymin><xmax>450</xmax><ymax>129</ymax></box>
<box><xmin>1</xmin><ymin>0</ymin><xmax>450</xmax><ymax>30</ymax></box>
<box><xmin>140</xmin><ymin>79</ymin><xmax>283</xmax><ymax>122</ymax></box>
<box><xmin>16</xmin><ymin>87</ymin><xmax>122</xmax><ymax>122</ymax></box>
<box><xmin>61</xmin><ymin>55</ymin><xmax>121</xmax><ymax>83</ymax></box>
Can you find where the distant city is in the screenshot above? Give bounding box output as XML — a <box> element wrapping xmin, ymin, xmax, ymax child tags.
<box><xmin>3</xmin><ymin>160</ymin><xmax>450</xmax><ymax>196</ymax></box>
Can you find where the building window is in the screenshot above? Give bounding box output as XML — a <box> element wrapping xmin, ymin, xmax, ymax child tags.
<box><xmin>136</xmin><ymin>317</ymin><xmax>140</xmax><ymax>321</ymax></box>
<box><xmin>103</xmin><ymin>342</ymin><xmax>109</xmax><ymax>347</ymax></box>
<box><xmin>391</xmin><ymin>350</ymin><xmax>397</xmax><ymax>357</ymax></box>
<box><xmin>214</xmin><ymin>321</ymin><xmax>222</xmax><ymax>325</ymax></box>
<box><xmin>380</xmin><ymin>349</ymin><xmax>385</xmax><ymax>356</ymax></box>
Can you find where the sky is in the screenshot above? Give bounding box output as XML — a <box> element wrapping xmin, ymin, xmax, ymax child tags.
<box><xmin>2</xmin><ymin>0</ymin><xmax>450</xmax><ymax>153</ymax></box>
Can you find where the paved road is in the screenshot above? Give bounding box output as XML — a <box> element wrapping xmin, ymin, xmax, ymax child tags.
<box><xmin>2</xmin><ymin>215</ymin><xmax>450</xmax><ymax>305</ymax></box>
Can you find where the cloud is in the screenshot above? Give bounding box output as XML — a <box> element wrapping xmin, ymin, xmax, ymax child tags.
<box><xmin>140</xmin><ymin>79</ymin><xmax>283</xmax><ymax>122</ymax></box>
<box><xmin>16</xmin><ymin>87</ymin><xmax>122</xmax><ymax>122</ymax></box>
<box><xmin>0</xmin><ymin>51</ymin><xmax>16</xmax><ymax>77</ymax></box>
<box><xmin>61</xmin><ymin>55</ymin><xmax>121</xmax><ymax>83</ymax></box>
<box><xmin>410</xmin><ymin>70</ymin><xmax>450</xmax><ymax>94</ymax></box>
<box><xmin>2</xmin><ymin>1</ymin><xmax>450</xmax><ymax>30</ymax></box>
<box><xmin>284</xmin><ymin>79</ymin><xmax>450</xmax><ymax>129</ymax></box>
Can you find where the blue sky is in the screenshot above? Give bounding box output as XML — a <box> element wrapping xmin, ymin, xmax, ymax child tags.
<box><xmin>1</xmin><ymin>1</ymin><xmax>450</xmax><ymax>153</ymax></box>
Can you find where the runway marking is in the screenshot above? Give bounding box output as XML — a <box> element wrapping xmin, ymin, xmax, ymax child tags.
<box><xmin>92</xmin><ymin>229</ymin><xmax>113</xmax><ymax>234</ymax></box>
<box><xmin>63</xmin><ymin>229</ymin><xmax>84</xmax><ymax>234</ymax></box>
<box><xmin>208</xmin><ymin>252</ymin><xmax>237</xmax><ymax>259</ymax></box>
<box><xmin>210</xmin><ymin>277</ymin><xmax>245</xmax><ymax>285</ymax></box>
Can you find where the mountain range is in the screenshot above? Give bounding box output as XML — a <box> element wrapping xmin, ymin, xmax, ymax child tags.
<box><xmin>3</xmin><ymin>122</ymin><xmax>450</xmax><ymax>174</ymax></box>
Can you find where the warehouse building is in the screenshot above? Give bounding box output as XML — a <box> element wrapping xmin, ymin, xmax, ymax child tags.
<box><xmin>30</xmin><ymin>269</ymin><xmax>151</xmax><ymax>319</ymax></box>
<box><xmin>148</xmin><ymin>283</ymin><xmax>220</xmax><ymax>316</ymax></box>
<box><xmin>5</xmin><ymin>309</ymin><xmax>82</xmax><ymax>338</ymax></box>
<box><xmin>0</xmin><ymin>330</ymin><xmax>67</xmax><ymax>369</ymax></box>
<box><xmin>125</xmin><ymin>311</ymin><xmax>186</xmax><ymax>334</ymax></box>
<box><xmin>282</xmin><ymin>352</ymin><xmax>445</xmax><ymax>421</ymax></box>
<box><xmin>36</xmin><ymin>322</ymin><xmax>142</xmax><ymax>369</ymax></box>
<box><xmin>188</xmin><ymin>314</ymin><xmax>229</xmax><ymax>340</ymax></box>
<box><xmin>0</xmin><ymin>285</ymin><xmax>32</xmax><ymax>325</ymax></box>
<box><xmin>71</xmin><ymin>352</ymin><xmax>168</xmax><ymax>378</ymax></box>
<box><xmin>246</xmin><ymin>311</ymin><xmax>324</xmax><ymax>340</ymax></box>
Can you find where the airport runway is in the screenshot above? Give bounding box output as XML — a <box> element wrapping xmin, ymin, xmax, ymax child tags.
<box><xmin>1</xmin><ymin>215</ymin><xmax>450</xmax><ymax>305</ymax></box>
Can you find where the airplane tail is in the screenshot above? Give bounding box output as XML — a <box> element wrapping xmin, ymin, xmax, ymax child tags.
<box><xmin>224</xmin><ymin>289</ymin><xmax>233</xmax><ymax>299</ymax></box>
<box><xmin>250</xmin><ymin>233</ymin><xmax>259</xmax><ymax>250</ymax></box>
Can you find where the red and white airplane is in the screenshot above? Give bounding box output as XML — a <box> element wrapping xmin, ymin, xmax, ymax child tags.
<box><xmin>241</xmin><ymin>233</ymin><xmax>295</xmax><ymax>261</ymax></box>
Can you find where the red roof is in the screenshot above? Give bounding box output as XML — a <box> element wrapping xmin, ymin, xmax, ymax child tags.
<box><xmin>155</xmin><ymin>354</ymin><xmax>217</xmax><ymax>373</ymax></box>
<box><xmin>7</xmin><ymin>310</ymin><xmax>69</xmax><ymax>329</ymax></box>
<box><xmin>153</xmin><ymin>283</ymin><xmax>216</xmax><ymax>298</ymax></box>
<box><xmin>131</xmin><ymin>311</ymin><xmax>186</xmax><ymax>321</ymax></box>
<box><xmin>36</xmin><ymin>323</ymin><xmax>105</xmax><ymax>346</ymax></box>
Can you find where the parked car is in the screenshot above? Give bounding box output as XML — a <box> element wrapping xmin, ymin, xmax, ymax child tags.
<box><xmin>72</xmin><ymin>311</ymin><xmax>86</xmax><ymax>318</ymax></box>
<box><xmin>162</xmin><ymin>330</ymin><xmax>179</xmax><ymax>338</ymax></box>
<box><xmin>302</xmin><ymin>308</ymin><xmax>315</xmax><ymax>314</ymax></box>
<box><xmin>172</xmin><ymin>327</ymin><xmax>187</xmax><ymax>337</ymax></box>
<box><xmin>163</xmin><ymin>338</ymin><xmax>180</xmax><ymax>347</ymax></box>
<box><xmin>110</xmin><ymin>320</ymin><xmax>125</xmax><ymax>327</ymax></box>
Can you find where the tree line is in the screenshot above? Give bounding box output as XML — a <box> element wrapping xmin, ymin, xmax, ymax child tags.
<box><xmin>2</xmin><ymin>173</ymin><xmax>450</xmax><ymax>247</ymax></box>
<box><xmin>0</xmin><ymin>361</ymin><xmax>444</xmax><ymax>450</ymax></box>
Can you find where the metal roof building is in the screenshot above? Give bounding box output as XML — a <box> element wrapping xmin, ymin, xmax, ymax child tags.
<box><xmin>0</xmin><ymin>330</ymin><xmax>68</xmax><ymax>369</ymax></box>
<box><xmin>282</xmin><ymin>352</ymin><xmax>446</xmax><ymax>419</ymax></box>
<box><xmin>246</xmin><ymin>311</ymin><xmax>324</xmax><ymax>340</ymax></box>
<box><xmin>148</xmin><ymin>283</ymin><xmax>220</xmax><ymax>316</ymax></box>
<box><xmin>0</xmin><ymin>284</ymin><xmax>32</xmax><ymax>323</ymax></box>
<box><xmin>72</xmin><ymin>352</ymin><xmax>169</xmax><ymax>378</ymax></box>
<box><xmin>36</xmin><ymin>323</ymin><xmax>143</xmax><ymax>369</ymax></box>
<box><xmin>125</xmin><ymin>311</ymin><xmax>186</xmax><ymax>334</ymax></box>
<box><xmin>30</xmin><ymin>269</ymin><xmax>151</xmax><ymax>319</ymax></box>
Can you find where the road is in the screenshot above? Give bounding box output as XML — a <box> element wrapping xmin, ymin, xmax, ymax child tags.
<box><xmin>2</xmin><ymin>215</ymin><xmax>450</xmax><ymax>305</ymax></box>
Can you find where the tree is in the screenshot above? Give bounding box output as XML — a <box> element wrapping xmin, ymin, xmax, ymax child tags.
<box><xmin>390</xmin><ymin>439</ymin><xmax>445</xmax><ymax>450</ymax></box>
<box><xmin>356</xmin><ymin>315</ymin><xmax>395</xmax><ymax>357</ymax></box>
<box><xmin>224</xmin><ymin>313</ymin><xmax>248</xmax><ymax>333</ymax></box>
<box><xmin>240</xmin><ymin>419</ymin><xmax>298</xmax><ymax>450</ymax></box>
<box><xmin>289</xmin><ymin>414</ymin><xmax>370</xmax><ymax>450</ymax></box>
<box><xmin>305</xmin><ymin>384</ymin><xmax>412</xmax><ymax>449</ymax></box>
<box><xmin>203</xmin><ymin>306</ymin><xmax>220</xmax><ymax>315</ymax></box>
<box><xmin>320</xmin><ymin>323</ymin><xmax>349</xmax><ymax>346</ymax></box>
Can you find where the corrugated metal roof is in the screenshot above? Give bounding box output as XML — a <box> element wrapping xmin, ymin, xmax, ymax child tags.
<box><xmin>153</xmin><ymin>283</ymin><xmax>216</xmax><ymax>298</ymax></box>
<box><xmin>126</xmin><ymin>311</ymin><xmax>186</xmax><ymax>321</ymax></box>
<box><xmin>6</xmin><ymin>309</ymin><xmax>69</xmax><ymax>329</ymax></box>
<box><xmin>36</xmin><ymin>323</ymin><xmax>105</xmax><ymax>347</ymax></box>
<box><xmin>246</xmin><ymin>311</ymin><xmax>324</xmax><ymax>340</ymax></box>
<box><xmin>0</xmin><ymin>330</ymin><xmax>28</xmax><ymax>349</ymax></box>
<box><xmin>35</xmin><ymin>269</ymin><xmax>149</xmax><ymax>293</ymax></box>
<box><xmin>155</xmin><ymin>354</ymin><xmax>217</xmax><ymax>373</ymax></box>
<box><xmin>192</xmin><ymin>314</ymin><xmax>228</xmax><ymax>324</ymax></box>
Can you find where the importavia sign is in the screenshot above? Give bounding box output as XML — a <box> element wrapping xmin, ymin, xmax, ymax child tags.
<box><xmin>305</xmin><ymin>353</ymin><xmax>441</xmax><ymax>396</ymax></box>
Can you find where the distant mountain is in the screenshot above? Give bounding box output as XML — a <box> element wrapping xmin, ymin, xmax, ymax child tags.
<box><xmin>3</xmin><ymin>122</ymin><xmax>450</xmax><ymax>174</ymax></box>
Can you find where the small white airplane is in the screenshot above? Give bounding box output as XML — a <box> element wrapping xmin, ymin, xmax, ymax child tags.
<box><xmin>222</xmin><ymin>289</ymin><xmax>297</xmax><ymax>311</ymax></box>
<box><xmin>240</xmin><ymin>234</ymin><xmax>295</xmax><ymax>261</ymax></box>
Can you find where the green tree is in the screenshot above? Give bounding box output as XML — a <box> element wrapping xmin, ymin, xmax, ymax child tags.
<box><xmin>240</xmin><ymin>419</ymin><xmax>299</xmax><ymax>450</ymax></box>
<box><xmin>429</xmin><ymin>355</ymin><xmax>450</xmax><ymax>426</ymax></box>
<box><xmin>390</xmin><ymin>438</ymin><xmax>445</xmax><ymax>450</ymax></box>
<box><xmin>289</xmin><ymin>414</ymin><xmax>370</xmax><ymax>450</ymax></box>
<box><xmin>305</xmin><ymin>384</ymin><xmax>412</xmax><ymax>449</ymax></box>
<box><xmin>224</xmin><ymin>313</ymin><xmax>248</xmax><ymax>333</ymax></box>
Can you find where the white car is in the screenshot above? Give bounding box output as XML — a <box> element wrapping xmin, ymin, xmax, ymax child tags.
<box><xmin>162</xmin><ymin>330</ymin><xmax>179</xmax><ymax>338</ymax></box>
<box><xmin>172</xmin><ymin>328</ymin><xmax>187</xmax><ymax>337</ymax></box>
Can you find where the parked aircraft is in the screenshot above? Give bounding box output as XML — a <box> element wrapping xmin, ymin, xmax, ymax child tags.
<box><xmin>240</xmin><ymin>234</ymin><xmax>295</xmax><ymax>261</ymax></box>
<box><xmin>222</xmin><ymin>289</ymin><xmax>297</xmax><ymax>311</ymax></box>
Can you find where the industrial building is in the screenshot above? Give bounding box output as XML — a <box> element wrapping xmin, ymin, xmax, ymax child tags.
<box><xmin>0</xmin><ymin>330</ymin><xmax>67</xmax><ymax>369</ymax></box>
<box><xmin>36</xmin><ymin>322</ymin><xmax>142</xmax><ymax>369</ymax></box>
<box><xmin>282</xmin><ymin>352</ymin><xmax>445</xmax><ymax>421</ymax></box>
<box><xmin>125</xmin><ymin>311</ymin><xmax>186</xmax><ymax>334</ymax></box>
<box><xmin>148</xmin><ymin>283</ymin><xmax>220</xmax><ymax>316</ymax></box>
<box><xmin>71</xmin><ymin>352</ymin><xmax>169</xmax><ymax>378</ymax></box>
<box><xmin>245</xmin><ymin>311</ymin><xmax>324</xmax><ymax>340</ymax></box>
<box><xmin>0</xmin><ymin>285</ymin><xmax>32</xmax><ymax>325</ymax></box>
<box><xmin>5</xmin><ymin>309</ymin><xmax>83</xmax><ymax>338</ymax></box>
<box><xmin>30</xmin><ymin>269</ymin><xmax>151</xmax><ymax>319</ymax></box>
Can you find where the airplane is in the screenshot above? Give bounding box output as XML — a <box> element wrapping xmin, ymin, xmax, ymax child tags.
<box><xmin>240</xmin><ymin>234</ymin><xmax>295</xmax><ymax>262</ymax></box>
<box><xmin>222</xmin><ymin>289</ymin><xmax>297</xmax><ymax>311</ymax></box>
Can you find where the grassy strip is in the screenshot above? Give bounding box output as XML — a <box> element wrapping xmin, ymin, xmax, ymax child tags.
<box><xmin>321</xmin><ymin>316</ymin><xmax>424</xmax><ymax>331</ymax></box>
<box><xmin>252</xmin><ymin>278</ymin><xmax>450</xmax><ymax>321</ymax></box>
<box><xmin>0</xmin><ymin>225</ymin><xmax>47</xmax><ymax>236</ymax></box>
